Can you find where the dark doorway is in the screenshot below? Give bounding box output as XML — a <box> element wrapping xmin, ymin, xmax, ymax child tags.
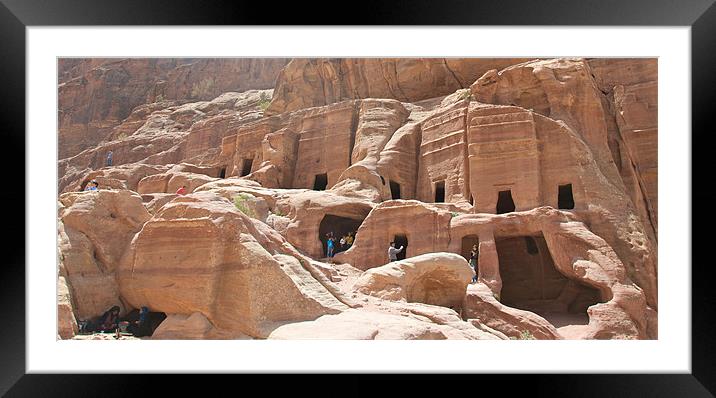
<box><xmin>219</xmin><ymin>167</ymin><xmax>226</xmax><ymax>179</ymax></box>
<box><xmin>558</xmin><ymin>184</ymin><xmax>575</xmax><ymax>209</ymax></box>
<box><xmin>389</xmin><ymin>180</ymin><xmax>401</xmax><ymax>199</ymax></box>
<box><xmin>319</xmin><ymin>215</ymin><xmax>364</xmax><ymax>257</ymax></box>
<box><xmin>496</xmin><ymin>190</ymin><xmax>516</xmax><ymax>214</ymax></box>
<box><xmin>393</xmin><ymin>234</ymin><xmax>408</xmax><ymax>260</ymax></box>
<box><xmin>496</xmin><ymin>235</ymin><xmax>603</xmax><ymax>320</ymax></box>
<box><xmin>121</xmin><ymin>309</ymin><xmax>167</xmax><ymax>337</ymax></box>
<box><xmin>241</xmin><ymin>158</ymin><xmax>254</xmax><ymax>177</ymax></box>
<box><xmin>313</xmin><ymin>173</ymin><xmax>328</xmax><ymax>191</ymax></box>
<box><xmin>434</xmin><ymin>181</ymin><xmax>445</xmax><ymax>203</ymax></box>
<box><xmin>461</xmin><ymin>234</ymin><xmax>479</xmax><ymax>260</ymax></box>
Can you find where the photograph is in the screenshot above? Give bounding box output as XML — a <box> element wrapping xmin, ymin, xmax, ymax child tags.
<box><xmin>56</xmin><ymin>57</ymin><xmax>658</xmax><ymax>341</ymax></box>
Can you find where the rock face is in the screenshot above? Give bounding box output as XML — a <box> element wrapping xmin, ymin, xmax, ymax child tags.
<box><xmin>58</xmin><ymin>190</ymin><xmax>150</xmax><ymax>320</ymax></box>
<box><xmin>117</xmin><ymin>190</ymin><xmax>348</xmax><ymax>338</ymax></box>
<box><xmin>352</xmin><ymin>252</ymin><xmax>473</xmax><ymax>308</ymax></box>
<box><xmin>266</xmin><ymin>58</ymin><xmax>533</xmax><ymax>115</ymax></box>
<box><xmin>58</xmin><ymin>57</ymin><xmax>657</xmax><ymax>340</ymax></box>
<box><xmin>59</xmin><ymin>59</ymin><xmax>289</xmax><ymax>160</ymax></box>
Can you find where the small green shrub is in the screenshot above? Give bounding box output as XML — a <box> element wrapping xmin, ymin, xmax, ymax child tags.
<box><xmin>257</xmin><ymin>91</ymin><xmax>272</xmax><ymax>111</ymax></box>
<box><xmin>271</xmin><ymin>208</ymin><xmax>286</xmax><ymax>217</ymax></box>
<box><xmin>459</xmin><ymin>89</ymin><xmax>472</xmax><ymax>101</ymax></box>
<box><xmin>451</xmin><ymin>211</ymin><xmax>460</xmax><ymax>218</ymax></box>
<box><xmin>518</xmin><ymin>330</ymin><xmax>536</xmax><ymax>340</ymax></box>
<box><xmin>233</xmin><ymin>194</ymin><xmax>254</xmax><ymax>218</ymax></box>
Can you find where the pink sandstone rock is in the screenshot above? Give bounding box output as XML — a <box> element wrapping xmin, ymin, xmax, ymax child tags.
<box><xmin>352</xmin><ymin>252</ymin><xmax>473</xmax><ymax>308</ymax></box>
<box><xmin>58</xmin><ymin>190</ymin><xmax>150</xmax><ymax>319</ymax></box>
<box><xmin>57</xmin><ymin>58</ymin><xmax>657</xmax><ymax>340</ymax></box>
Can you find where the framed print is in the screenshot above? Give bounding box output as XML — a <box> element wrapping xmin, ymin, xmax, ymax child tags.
<box><xmin>2</xmin><ymin>0</ymin><xmax>713</xmax><ymax>395</ymax></box>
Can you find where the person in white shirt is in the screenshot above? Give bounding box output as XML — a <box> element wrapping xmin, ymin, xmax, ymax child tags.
<box><xmin>388</xmin><ymin>242</ymin><xmax>404</xmax><ymax>262</ymax></box>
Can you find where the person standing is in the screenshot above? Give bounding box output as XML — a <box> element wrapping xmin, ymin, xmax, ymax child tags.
<box><xmin>345</xmin><ymin>232</ymin><xmax>354</xmax><ymax>248</ymax></box>
<box><xmin>388</xmin><ymin>242</ymin><xmax>404</xmax><ymax>262</ymax></box>
<box><xmin>326</xmin><ymin>234</ymin><xmax>335</xmax><ymax>259</ymax></box>
<box><xmin>469</xmin><ymin>244</ymin><xmax>479</xmax><ymax>283</ymax></box>
<box><xmin>106</xmin><ymin>151</ymin><xmax>113</xmax><ymax>167</ymax></box>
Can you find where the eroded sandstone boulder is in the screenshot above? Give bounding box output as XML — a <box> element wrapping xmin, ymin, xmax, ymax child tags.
<box><xmin>117</xmin><ymin>190</ymin><xmax>348</xmax><ymax>338</ymax></box>
<box><xmin>58</xmin><ymin>190</ymin><xmax>151</xmax><ymax>319</ymax></box>
<box><xmin>352</xmin><ymin>252</ymin><xmax>473</xmax><ymax>308</ymax></box>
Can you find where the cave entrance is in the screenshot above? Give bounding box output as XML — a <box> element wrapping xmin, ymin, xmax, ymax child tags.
<box><xmin>558</xmin><ymin>184</ymin><xmax>575</xmax><ymax>209</ymax></box>
<box><xmin>434</xmin><ymin>181</ymin><xmax>445</xmax><ymax>203</ymax></box>
<box><xmin>241</xmin><ymin>158</ymin><xmax>254</xmax><ymax>177</ymax></box>
<box><xmin>219</xmin><ymin>167</ymin><xmax>226</xmax><ymax>179</ymax></box>
<box><xmin>496</xmin><ymin>235</ymin><xmax>602</xmax><ymax>323</ymax></box>
<box><xmin>319</xmin><ymin>214</ymin><xmax>364</xmax><ymax>257</ymax></box>
<box><xmin>461</xmin><ymin>234</ymin><xmax>479</xmax><ymax>260</ymax></box>
<box><xmin>389</xmin><ymin>180</ymin><xmax>401</xmax><ymax>199</ymax></box>
<box><xmin>313</xmin><ymin>173</ymin><xmax>328</xmax><ymax>191</ymax></box>
<box><xmin>393</xmin><ymin>234</ymin><xmax>408</xmax><ymax>261</ymax></box>
<box><xmin>496</xmin><ymin>190</ymin><xmax>516</xmax><ymax>214</ymax></box>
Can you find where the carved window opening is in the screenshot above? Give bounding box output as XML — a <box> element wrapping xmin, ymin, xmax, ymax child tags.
<box><xmin>241</xmin><ymin>158</ymin><xmax>254</xmax><ymax>177</ymax></box>
<box><xmin>313</xmin><ymin>173</ymin><xmax>328</xmax><ymax>191</ymax></box>
<box><xmin>496</xmin><ymin>190</ymin><xmax>516</xmax><ymax>214</ymax></box>
<box><xmin>558</xmin><ymin>184</ymin><xmax>575</xmax><ymax>209</ymax></box>
<box><xmin>389</xmin><ymin>180</ymin><xmax>401</xmax><ymax>200</ymax></box>
<box><xmin>434</xmin><ymin>181</ymin><xmax>445</xmax><ymax>203</ymax></box>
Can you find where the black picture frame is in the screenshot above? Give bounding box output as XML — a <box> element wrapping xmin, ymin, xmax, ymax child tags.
<box><xmin>2</xmin><ymin>0</ymin><xmax>712</xmax><ymax>395</ymax></box>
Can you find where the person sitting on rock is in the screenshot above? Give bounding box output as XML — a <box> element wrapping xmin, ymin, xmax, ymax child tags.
<box><xmin>388</xmin><ymin>242</ymin><xmax>404</xmax><ymax>262</ymax></box>
<box><xmin>84</xmin><ymin>180</ymin><xmax>99</xmax><ymax>191</ymax></box>
<box><xmin>127</xmin><ymin>306</ymin><xmax>152</xmax><ymax>337</ymax></box>
<box><xmin>98</xmin><ymin>305</ymin><xmax>121</xmax><ymax>333</ymax></box>
<box><xmin>176</xmin><ymin>185</ymin><xmax>187</xmax><ymax>195</ymax></box>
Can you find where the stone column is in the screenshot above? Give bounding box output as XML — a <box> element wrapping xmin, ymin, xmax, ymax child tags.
<box><xmin>478</xmin><ymin>228</ymin><xmax>502</xmax><ymax>297</ymax></box>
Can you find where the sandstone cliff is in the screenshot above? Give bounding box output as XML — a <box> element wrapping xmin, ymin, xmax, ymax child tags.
<box><xmin>57</xmin><ymin>58</ymin><xmax>658</xmax><ymax>340</ymax></box>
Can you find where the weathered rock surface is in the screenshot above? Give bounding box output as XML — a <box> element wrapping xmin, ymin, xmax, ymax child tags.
<box><xmin>59</xmin><ymin>58</ymin><xmax>289</xmax><ymax>159</ymax></box>
<box><xmin>267</xmin><ymin>307</ymin><xmax>501</xmax><ymax>340</ymax></box>
<box><xmin>58</xmin><ymin>190</ymin><xmax>151</xmax><ymax>319</ymax></box>
<box><xmin>463</xmin><ymin>283</ymin><xmax>561</xmax><ymax>340</ymax></box>
<box><xmin>352</xmin><ymin>252</ymin><xmax>472</xmax><ymax>308</ymax></box>
<box><xmin>266</xmin><ymin>58</ymin><xmax>533</xmax><ymax>115</ymax></box>
<box><xmin>117</xmin><ymin>190</ymin><xmax>348</xmax><ymax>338</ymax></box>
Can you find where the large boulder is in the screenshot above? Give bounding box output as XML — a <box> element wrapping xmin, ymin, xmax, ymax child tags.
<box><xmin>117</xmin><ymin>190</ymin><xmax>348</xmax><ymax>338</ymax></box>
<box><xmin>58</xmin><ymin>190</ymin><xmax>151</xmax><ymax>319</ymax></box>
<box><xmin>352</xmin><ymin>252</ymin><xmax>473</xmax><ymax>309</ymax></box>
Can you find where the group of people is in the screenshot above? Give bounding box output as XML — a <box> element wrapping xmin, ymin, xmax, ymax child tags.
<box><xmin>324</xmin><ymin>231</ymin><xmax>355</xmax><ymax>259</ymax></box>
<box><xmin>78</xmin><ymin>305</ymin><xmax>155</xmax><ymax>338</ymax></box>
<box><xmin>83</xmin><ymin>180</ymin><xmax>99</xmax><ymax>191</ymax></box>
